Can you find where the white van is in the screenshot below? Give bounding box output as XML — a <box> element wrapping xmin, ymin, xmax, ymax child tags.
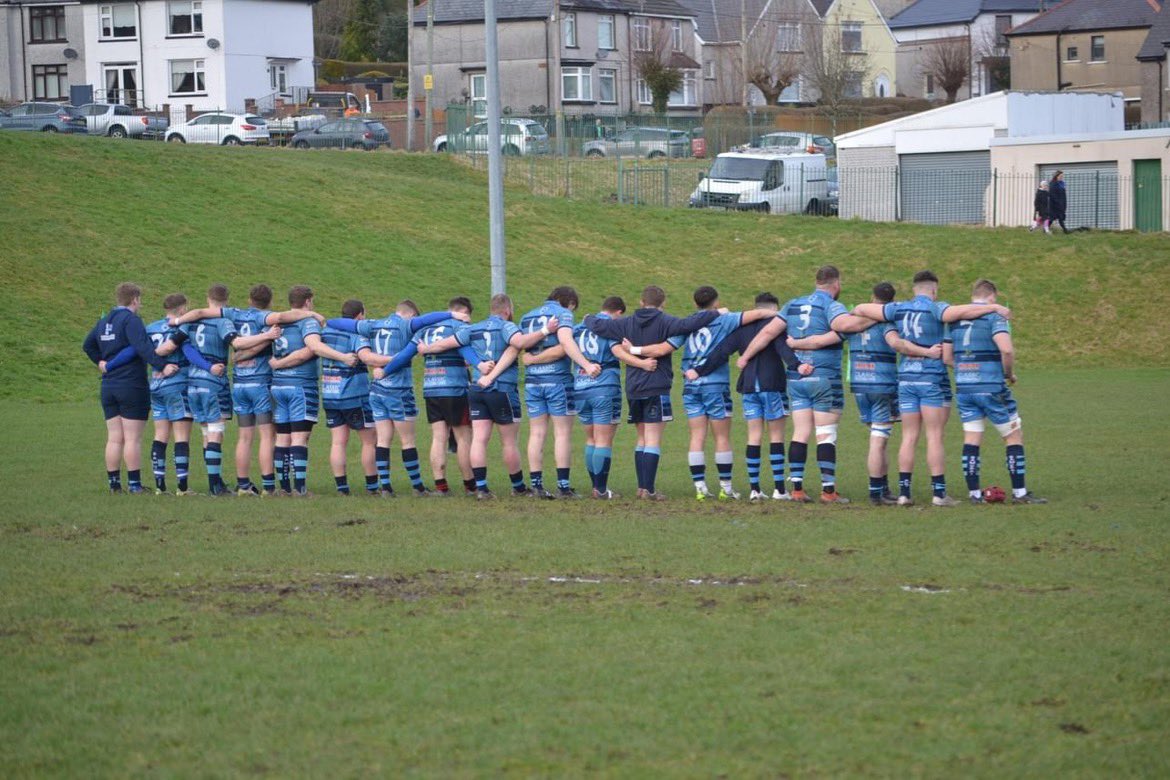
<box><xmin>689</xmin><ymin>151</ymin><xmax>830</xmax><ymax>215</ymax></box>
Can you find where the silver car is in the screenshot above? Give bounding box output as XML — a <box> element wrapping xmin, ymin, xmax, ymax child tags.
<box><xmin>433</xmin><ymin>118</ymin><xmax>550</xmax><ymax>155</ymax></box>
<box><xmin>747</xmin><ymin>132</ymin><xmax>835</xmax><ymax>157</ymax></box>
<box><xmin>582</xmin><ymin>127</ymin><xmax>690</xmax><ymax>159</ymax></box>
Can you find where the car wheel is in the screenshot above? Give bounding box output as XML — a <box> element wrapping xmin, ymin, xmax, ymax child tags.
<box><xmin>293</xmin><ymin>140</ymin><xmax>310</xmax><ymax>149</ymax></box>
<box><xmin>167</xmin><ymin>134</ymin><xmax>185</xmax><ymax>143</ymax></box>
<box><xmin>805</xmin><ymin>199</ymin><xmax>820</xmax><ymax>215</ymax></box>
<box><xmin>585</xmin><ymin>149</ymin><xmax>604</xmax><ymax>158</ymax></box>
<box><xmin>647</xmin><ymin>150</ymin><xmax>665</xmax><ymax>159</ymax></box>
<box><xmin>42</xmin><ymin>125</ymin><xmax>58</xmax><ymax>132</ymax></box>
<box><xmin>503</xmin><ymin>144</ymin><xmax>520</xmax><ymax>156</ymax></box>
<box><xmin>222</xmin><ymin>136</ymin><xmax>242</xmax><ymax>146</ymax></box>
<box><xmin>108</xmin><ymin>126</ymin><xmax>127</xmax><ymax>139</ymax></box>
<box><xmin>436</xmin><ymin>142</ymin><xmax>447</xmax><ymax>152</ymax></box>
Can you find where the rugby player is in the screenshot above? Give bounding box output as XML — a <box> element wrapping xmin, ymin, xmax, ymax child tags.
<box><xmin>320</xmin><ymin>300</ymin><xmax>383</xmax><ymax>495</ymax></box>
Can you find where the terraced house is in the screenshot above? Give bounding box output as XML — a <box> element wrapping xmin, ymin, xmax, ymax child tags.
<box><xmin>411</xmin><ymin>0</ymin><xmax>703</xmax><ymax>117</ymax></box>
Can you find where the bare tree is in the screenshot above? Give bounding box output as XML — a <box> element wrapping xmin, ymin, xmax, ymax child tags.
<box><xmin>744</xmin><ymin>18</ymin><xmax>802</xmax><ymax>105</ymax></box>
<box><xmin>805</xmin><ymin>23</ymin><xmax>870</xmax><ymax>135</ymax></box>
<box><xmin>920</xmin><ymin>37</ymin><xmax>970</xmax><ymax>104</ymax></box>
<box><xmin>634</xmin><ymin>25</ymin><xmax>683</xmax><ymax>114</ymax></box>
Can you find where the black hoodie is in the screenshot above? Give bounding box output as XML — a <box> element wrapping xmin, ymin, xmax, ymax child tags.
<box><xmin>585</xmin><ymin>307</ymin><xmax>718</xmax><ymax>399</ymax></box>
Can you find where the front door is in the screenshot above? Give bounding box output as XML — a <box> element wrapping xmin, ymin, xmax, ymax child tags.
<box><xmin>103</xmin><ymin>65</ymin><xmax>139</xmax><ymax>107</ymax></box>
<box><xmin>1134</xmin><ymin>159</ymin><xmax>1163</xmax><ymax>233</ymax></box>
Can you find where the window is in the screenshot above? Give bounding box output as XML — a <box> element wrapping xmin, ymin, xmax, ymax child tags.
<box><xmin>598</xmin><ymin>15</ymin><xmax>615</xmax><ymax>49</ymax></box>
<box><xmin>841</xmin><ymin>21</ymin><xmax>862</xmax><ymax>53</ymax></box>
<box><xmin>636</xmin><ymin>78</ymin><xmax>651</xmax><ymax>105</ymax></box>
<box><xmin>32</xmin><ymin>64</ymin><xmax>68</xmax><ymax>99</ymax></box>
<box><xmin>995</xmin><ymin>15</ymin><xmax>1012</xmax><ymax>47</ymax></box>
<box><xmin>777</xmin><ymin>23</ymin><xmax>800</xmax><ymax>52</ymax></box>
<box><xmin>668</xmin><ymin>69</ymin><xmax>697</xmax><ymax>106</ymax></box>
<box><xmin>170</xmin><ymin>59</ymin><xmax>206</xmax><ymax>94</ymax></box>
<box><xmin>925</xmin><ymin>74</ymin><xmax>935</xmax><ymax>97</ymax></box>
<box><xmin>470</xmin><ymin>73</ymin><xmax>486</xmax><ymax>117</ymax></box>
<box><xmin>561</xmin><ymin>66</ymin><xmax>592</xmax><ymax>101</ymax></box>
<box><xmin>99</xmin><ymin>4</ymin><xmax>137</xmax><ymax>39</ymax></box>
<box><xmin>671</xmin><ymin>20</ymin><xmax>683</xmax><ymax>51</ymax></box>
<box><xmin>269</xmin><ymin>62</ymin><xmax>288</xmax><ymax>94</ymax></box>
<box><xmin>1090</xmin><ymin>35</ymin><xmax>1105</xmax><ymax>62</ymax></box>
<box><xmin>843</xmin><ymin>71</ymin><xmax>862</xmax><ymax>97</ymax></box>
<box><xmin>1066</xmin><ymin>45</ymin><xmax>1079</xmax><ymax>61</ymax></box>
<box><xmin>563</xmin><ymin>12</ymin><xmax>576</xmax><ymax>48</ymax></box>
<box><xmin>29</xmin><ymin>6</ymin><xmax>66</xmax><ymax>43</ymax></box>
<box><xmin>168</xmin><ymin>1</ymin><xmax>203</xmax><ymax>36</ymax></box>
<box><xmin>779</xmin><ymin>78</ymin><xmax>800</xmax><ymax>102</ymax></box>
<box><xmin>703</xmin><ymin>60</ymin><xmax>714</xmax><ymax>79</ymax></box>
<box><xmin>633</xmin><ymin>18</ymin><xmax>650</xmax><ymax>51</ymax></box>
<box><xmin>598</xmin><ymin>68</ymin><xmax>616</xmax><ymax>103</ymax></box>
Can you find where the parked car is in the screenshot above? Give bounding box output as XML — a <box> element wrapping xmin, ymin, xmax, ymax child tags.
<box><xmin>689</xmin><ymin>151</ymin><xmax>830</xmax><ymax>215</ymax></box>
<box><xmin>433</xmin><ymin>118</ymin><xmax>550</xmax><ymax>155</ymax></box>
<box><xmin>267</xmin><ymin>113</ymin><xmax>328</xmax><ymax>145</ymax></box>
<box><xmin>289</xmin><ymin>118</ymin><xmax>390</xmax><ymax>150</ymax></box>
<box><xmin>0</xmin><ymin>102</ymin><xmax>87</xmax><ymax>133</ymax></box>
<box><xmin>744</xmin><ymin>132</ymin><xmax>835</xmax><ymax>157</ymax></box>
<box><xmin>76</xmin><ymin>103</ymin><xmax>169</xmax><ymax>139</ymax></box>
<box><xmin>820</xmin><ymin>167</ymin><xmax>839</xmax><ymax>216</ymax></box>
<box><xmin>582</xmin><ymin>127</ymin><xmax>691</xmax><ymax>158</ymax></box>
<box><xmin>165</xmin><ymin>113</ymin><xmax>270</xmax><ymax>145</ymax></box>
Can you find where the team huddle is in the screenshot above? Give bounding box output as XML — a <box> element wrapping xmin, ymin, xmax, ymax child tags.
<box><xmin>83</xmin><ymin>265</ymin><xmax>1045</xmax><ymax>506</ymax></box>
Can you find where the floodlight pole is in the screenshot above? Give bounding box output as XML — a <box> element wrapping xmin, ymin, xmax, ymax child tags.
<box><xmin>485</xmin><ymin>0</ymin><xmax>507</xmax><ymax>294</ymax></box>
<box><xmin>406</xmin><ymin>0</ymin><xmax>414</xmax><ymax>150</ymax></box>
<box><xmin>425</xmin><ymin>0</ymin><xmax>434</xmax><ymax>147</ymax></box>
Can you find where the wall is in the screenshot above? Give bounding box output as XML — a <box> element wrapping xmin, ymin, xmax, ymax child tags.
<box><xmin>1</xmin><ymin>2</ymin><xmax>86</xmax><ymax>102</ymax></box>
<box><xmin>1139</xmin><ymin>58</ymin><xmax>1168</xmax><ymax>124</ymax></box>
<box><xmin>559</xmin><ymin>9</ymin><xmax>632</xmax><ymax>115</ymax></box>
<box><xmin>222</xmin><ymin>0</ymin><xmax>313</xmax><ymax>112</ymax></box>
<box><xmin>989</xmin><ymin>130</ymin><xmax>1170</xmax><ymax>229</ymax></box>
<box><xmin>821</xmin><ymin>0</ymin><xmax>897</xmax><ymax>98</ymax></box>
<box><xmin>838</xmin><ymin>143</ymin><xmax>896</xmax><ymax>220</ymax></box>
<box><xmin>1010</xmin><ymin>28</ymin><xmax>1150</xmax><ymax>101</ymax></box>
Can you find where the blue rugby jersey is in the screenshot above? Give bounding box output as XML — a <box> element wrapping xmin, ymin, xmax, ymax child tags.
<box><xmin>412</xmin><ymin>317</ymin><xmax>470</xmax><ymax>398</ymax></box>
<box><xmin>779</xmin><ymin>289</ymin><xmax>848</xmax><ymax>380</ymax></box>
<box><xmin>572</xmin><ymin>314</ymin><xmax>621</xmax><ymax>393</ymax></box>
<box><xmin>519</xmin><ymin>301</ymin><xmax>575</xmax><ymax>385</ymax></box>
<box><xmin>145</xmin><ymin>318</ymin><xmax>188</xmax><ymax>394</ymax></box>
<box><xmin>882</xmin><ymin>296</ymin><xmax>951</xmax><ymax>380</ymax></box>
<box><xmin>847</xmin><ymin>321</ymin><xmax>897</xmax><ymax>395</ymax></box>
<box><xmin>182</xmin><ymin>317</ymin><xmax>237</xmax><ymax>390</ymax></box>
<box><xmin>947</xmin><ymin>313</ymin><xmax>1011</xmax><ymax>393</ymax></box>
<box><xmin>221</xmin><ymin>306</ymin><xmax>274</xmax><ymax>382</ymax></box>
<box><xmin>668</xmin><ymin>311</ymin><xmax>744</xmax><ymax>388</ymax></box>
<box><xmin>320</xmin><ymin>327</ymin><xmax>371</xmax><ymax>405</ymax></box>
<box><xmin>356</xmin><ymin>315</ymin><xmax>414</xmax><ymax>393</ymax></box>
<box><xmin>455</xmin><ymin>315</ymin><xmax>522</xmax><ymax>391</ymax></box>
<box><xmin>271</xmin><ymin>318</ymin><xmax>321</xmax><ymax>388</ymax></box>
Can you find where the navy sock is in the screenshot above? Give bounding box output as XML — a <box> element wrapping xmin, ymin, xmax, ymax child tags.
<box><xmin>401</xmin><ymin>447</ymin><xmax>423</xmax><ymax>489</ymax></box>
<box><xmin>899</xmin><ymin>471</ymin><xmax>912</xmax><ymax>498</ymax></box>
<box><xmin>435</xmin><ymin>478</ymin><xmax>449</xmax><ymax>493</ymax></box>
<box><xmin>745</xmin><ymin>444</ymin><xmax>762</xmax><ymax>491</ymax></box>
<box><xmin>643</xmin><ymin>447</ymin><xmax>661</xmax><ymax>494</ymax></box>
<box><xmin>262</xmin><ymin>473</ymin><xmax>276</xmax><ymax>493</ymax></box>
<box><xmin>127</xmin><ymin>469</ymin><xmax>142</xmax><ymax>490</ymax></box>
<box><xmin>869</xmin><ymin>477</ymin><xmax>884</xmax><ymax>499</ymax></box>
<box><xmin>107</xmin><ymin>470</ymin><xmax>121</xmax><ymax>491</ymax></box>
<box><xmin>634</xmin><ymin>447</ymin><xmax>645</xmax><ymax>490</ymax></box>
<box><xmin>375</xmin><ymin>446</ymin><xmax>391</xmax><ymax>490</ymax></box>
<box><xmin>205</xmin><ymin>442</ymin><xmax>223</xmax><ymax>492</ymax></box>
<box><xmin>594</xmin><ymin>447</ymin><xmax>612</xmax><ymax>493</ymax></box>
<box><xmin>788</xmin><ymin>441</ymin><xmax>807</xmax><ymax>491</ymax></box>
<box><xmin>770</xmin><ymin>442</ymin><xmax>786</xmax><ymax>492</ymax></box>
<box><xmin>1006</xmin><ymin>444</ymin><xmax>1026</xmax><ymax>492</ymax></box>
<box><xmin>931</xmin><ymin>474</ymin><xmax>947</xmax><ymax>499</ymax></box>
<box><xmin>556</xmin><ymin>467</ymin><xmax>570</xmax><ymax>491</ymax></box>
<box><xmin>473</xmin><ymin>466</ymin><xmax>488</xmax><ymax>491</ymax></box>
<box><xmin>688</xmin><ymin>452</ymin><xmax>706</xmax><ymax>486</ymax></box>
<box><xmin>880</xmin><ymin>474</ymin><xmax>891</xmax><ymax>495</ymax></box>
<box><xmin>530</xmin><ymin>470</ymin><xmax>543</xmax><ymax>490</ymax></box>
<box><xmin>237</xmin><ymin>476</ymin><xmax>254</xmax><ymax>491</ymax></box>
<box><xmin>816</xmin><ymin>443</ymin><xmax>836</xmax><ymax>493</ymax></box>
<box><xmin>365</xmin><ymin>474</ymin><xmax>379</xmax><ymax>493</ymax></box>
<box><xmin>174</xmin><ymin>442</ymin><xmax>189</xmax><ymax>492</ymax></box>
<box><xmin>335</xmin><ymin>475</ymin><xmax>350</xmax><ymax>494</ymax></box>
<box><xmin>962</xmin><ymin>444</ymin><xmax>981</xmax><ymax>492</ymax></box>
<box><xmin>462</xmin><ymin>478</ymin><xmax>476</xmax><ymax>493</ymax></box>
<box><xmin>715</xmin><ymin>451</ymin><xmax>733</xmax><ymax>484</ymax></box>
<box><xmin>274</xmin><ymin>446</ymin><xmax>290</xmax><ymax>492</ymax></box>
<box><xmin>151</xmin><ymin>441</ymin><xmax>167</xmax><ymax>491</ymax></box>
<box><xmin>510</xmin><ymin>471</ymin><xmax>525</xmax><ymax>491</ymax></box>
<box><xmin>291</xmin><ymin>445</ymin><xmax>308</xmax><ymax>493</ymax></box>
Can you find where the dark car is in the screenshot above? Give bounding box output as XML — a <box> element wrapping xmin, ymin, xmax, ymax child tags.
<box><xmin>289</xmin><ymin>118</ymin><xmax>390</xmax><ymax>150</ymax></box>
<box><xmin>0</xmin><ymin>102</ymin><xmax>88</xmax><ymax>133</ymax></box>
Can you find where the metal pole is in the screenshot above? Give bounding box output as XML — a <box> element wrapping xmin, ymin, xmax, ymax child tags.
<box><xmin>425</xmin><ymin>0</ymin><xmax>434</xmax><ymax>149</ymax></box>
<box><xmin>485</xmin><ymin>0</ymin><xmax>507</xmax><ymax>294</ymax></box>
<box><xmin>740</xmin><ymin>0</ymin><xmax>748</xmax><ymax>107</ymax></box>
<box><xmin>406</xmin><ymin>0</ymin><xmax>414</xmax><ymax>151</ymax></box>
<box><xmin>553</xmin><ymin>0</ymin><xmax>565</xmax><ymax>156</ymax></box>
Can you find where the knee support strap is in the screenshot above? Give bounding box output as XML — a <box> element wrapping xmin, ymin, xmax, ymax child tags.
<box><xmin>962</xmin><ymin>419</ymin><xmax>986</xmax><ymax>433</ymax></box>
<box><xmin>870</xmin><ymin>423</ymin><xmax>893</xmax><ymax>439</ymax></box>
<box><xmin>815</xmin><ymin>423</ymin><xmax>838</xmax><ymax>445</ymax></box>
<box><xmin>994</xmin><ymin>417</ymin><xmax>1022</xmax><ymax>438</ymax></box>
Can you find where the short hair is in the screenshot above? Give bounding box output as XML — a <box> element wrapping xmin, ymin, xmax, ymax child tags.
<box><xmin>641</xmin><ymin>285</ymin><xmax>666</xmax><ymax>308</ymax></box>
<box><xmin>912</xmin><ymin>270</ymin><xmax>939</xmax><ymax>286</ymax></box>
<box><xmin>972</xmin><ymin>279</ymin><xmax>998</xmax><ymax>298</ymax></box>
<box><xmin>249</xmin><ymin>284</ymin><xmax>273</xmax><ymax>309</ymax></box>
<box><xmin>114</xmin><ymin>282</ymin><xmax>141</xmax><ymax>307</ymax></box>
<box><xmin>815</xmin><ymin>265</ymin><xmax>840</xmax><ymax>285</ymax></box>
<box><xmin>163</xmin><ymin>293</ymin><xmax>188</xmax><ymax>312</ymax></box>
<box><xmin>341</xmin><ymin>298</ymin><xmax>364</xmax><ymax>318</ymax></box>
<box><xmin>693</xmin><ymin>285</ymin><xmax>719</xmax><ymax>309</ymax></box>
<box><xmin>207</xmin><ymin>284</ymin><xmax>229</xmax><ymax>304</ymax></box>
<box><xmin>448</xmin><ymin>296</ymin><xmax>472</xmax><ymax>314</ymax></box>
<box><xmin>754</xmin><ymin>291</ymin><xmax>780</xmax><ymax>307</ymax></box>
<box><xmin>548</xmin><ymin>286</ymin><xmax>579</xmax><ymax>310</ymax></box>
<box><xmin>601</xmin><ymin>295</ymin><xmax>626</xmax><ymax>314</ymax></box>
<box><xmin>288</xmin><ymin>285</ymin><xmax>313</xmax><ymax>308</ymax></box>
<box><xmin>396</xmin><ymin>298</ymin><xmax>420</xmax><ymax>317</ymax></box>
<box><xmin>490</xmin><ymin>293</ymin><xmax>512</xmax><ymax>315</ymax></box>
<box><xmin>872</xmin><ymin>282</ymin><xmax>896</xmax><ymax>304</ymax></box>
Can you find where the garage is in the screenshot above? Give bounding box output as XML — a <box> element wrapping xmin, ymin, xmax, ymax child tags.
<box><xmin>1038</xmin><ymin>162</ymin><xmax>1119</xmax><ymax>230</ymax></box>
<box><xmin>899</xmin><ymin>151</ymin><xmax>991</xmax><ymax>225</ymax></box>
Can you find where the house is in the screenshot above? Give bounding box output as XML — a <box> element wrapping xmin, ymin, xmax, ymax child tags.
<box><xmin>834</xmin><ymin>89</ymin><xmax>1124</xmax><ymax>223</ymax></box>
<box><xmin>0</xmin><ymin>0</ymin><xmax>315</xmax><ymax>114</ymax></box>
<box><xmin>411</xmin><ymin>0</ymin><xmax>702</xmax><ymax>120</ymax></box>
<box><xmin>1006</xmin><ymin>0</ymin><xmax>1163</xmax><ymax>123</ymax></box>
<box><xmin>811</xmin><ymin>0</ymin><xmax>898</xmax><ymax>99</ymax></box>
<box><xmin>1137</xmin><ymin>5</ymin><xmax>1170</xmax><ymax>124</ymax></box>
<box><xmin>887</xmin><ymin>0</ymin><xmax>1045</xmax><ymax>102</ymax></box>
<box><xmin>0</xmin><ymin>0</ymin><xmax>86</xmax><ymax>103</ymax></box>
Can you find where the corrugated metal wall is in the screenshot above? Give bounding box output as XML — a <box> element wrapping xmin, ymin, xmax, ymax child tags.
<box><xmin>899</xmin><ymin>151</ymin><xmax>992</xmax><ymax>225</ymax></box>
<box><xmin>1039</xmin><ymin>162</ymin><xmax>1120</xmax><ymax>230</ymax></box>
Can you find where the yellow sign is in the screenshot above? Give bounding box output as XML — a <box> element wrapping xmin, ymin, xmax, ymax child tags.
<box><xmin>424</xmin><ymin>74</ymin><xmax>433</xmax><ymax>91</ymax></box>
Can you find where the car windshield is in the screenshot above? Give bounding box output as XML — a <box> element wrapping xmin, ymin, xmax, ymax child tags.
<box><xmin>244</xmin><ymin>116</ymin><xmax>266</xmax><ymax>125</ymax></box>
<box><xmin>708</xmin><ymin>157</ymin><xmax>771</xmax><ymax>181</ymax></box>
<box><xmin>365</xmin><ymin>122</ymin><xmax>387</xmax><ymax>132</ymax></box>
<box><xmin>524</xmin><ymin>123</ymin><xmax>548</xmax><ymax>137</ymax></box>
<box><xmin>753</xmin><ymin>134</ymin><xmax>799</xmax><ymax>148</ymax></box>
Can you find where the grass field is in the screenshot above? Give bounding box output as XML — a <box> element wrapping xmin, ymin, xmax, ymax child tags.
<box><xmin>1</xmin><ymin>133</ymin><xmax>1169</xmax><ymax>776</ymax></box>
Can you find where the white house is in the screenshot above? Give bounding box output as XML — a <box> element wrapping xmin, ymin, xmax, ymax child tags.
<box><xmin>78</xmin><ymin>0</ymin><xmax>315</xmax><ymax>116</ymax></box>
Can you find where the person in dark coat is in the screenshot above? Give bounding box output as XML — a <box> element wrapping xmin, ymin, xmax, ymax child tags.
<box><xmin>1048</xmin><ymin>170</ymin><xmax>1069</xmax><ymax>234</ymax></box>
<box><xmin>1030</xmin><ymin>180</ymin><xmax>1051</xmax><ymax>233</ymax></box>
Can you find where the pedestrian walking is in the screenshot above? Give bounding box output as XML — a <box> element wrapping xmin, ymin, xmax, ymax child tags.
<box><xmin>1048</xmin><ymin>171</ymin><xmax>1069</xmax><ymax>234</ymax></box>
<box><xmin>1029</xmin><ymin>180</ymin><xmax>1051</xmax><ymax>233</ymax></box>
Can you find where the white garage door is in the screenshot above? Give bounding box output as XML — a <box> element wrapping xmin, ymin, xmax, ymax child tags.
<box><xmin>900</xmin><ymin>151</ymin><xmax>992</xmax><ymax>225</ymax></box>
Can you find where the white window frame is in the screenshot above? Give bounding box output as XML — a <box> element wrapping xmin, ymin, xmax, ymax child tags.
<box><xmin>99</xmin><ymin>4</ymin><xmax>137</xmax><ymax>40</ymax></box>
<box><xmin>925</xmin><ymin>73</ymin><xmax>934</xmax><ymax>98</ymax></box>
<box><xmin>563</xmin><ymin>12</ymin><xmax>577</xmax><ymax>48</ymax></box>
<box><xmin>777</xmin><ymin>22</ymin><xmax>800</xmax><ymax>52</ymax></box>
<box><xmin>169</xmin><ymin>58</ymin><xmax>206</xmax><ymax>95</ymax></box>
<box><xmin>633</xmin><ymin>18</ymin><xmax>650</xmax><ymax>51</ymax></box>
<box><xmin>168</xmin><ymin>0</ymin><xmax>203</xmax><ymax>37</ymax></box>
<box><xmin>636</xmin><ymin>78</ymin><xmax>651</xmax><ymax>105</ymax></box>
<box><xmin>598</xmin><ymin>67</ymin><xmax>616</xmax><ymax>103</ymax></box>
<box><xmin>667</xmin><ymin>69</ymin><xmax>697</xmax><ymax>107</ymax></box>
<box><xmin>1065</xmin><ymin>45</ymin><xmax>1079</xmax><ymax>62</ymax></box>
<box><xmin>598</xmin><ymin>15</ymin><xmax>615</xmax><ymax>50</ymax></box>
<box><xmin>703</xmin><ymin>60</ymin><xmax>714</xmax><ymax>79</ymax></box>
<box><xmin>1090</xmin><ymin>35</ymin><xmax>1105</xmax><ymax>62</ymax></box>
<box><xmin>470</xmin><ymin>72</ymin><xmax>486</xmax><ymax>117</ymax></box>
<box><xmin>671</xmin><ymin>20</ymin><xmax>683</xmax><ymax>51</ymax></box>
<box><xmin>269</xmin><ymin>62</ymin><xmax>288</xmax><ymax>95</ymax></box>
<box><xmin>841</xmin><ymin>21</ymin><xmax>862</xmax><ymax>53</ymax></box>
<box><xmin>561</xmin><ymin>66</ymin><xmax>592</xmax><ymax>101</ymax></box>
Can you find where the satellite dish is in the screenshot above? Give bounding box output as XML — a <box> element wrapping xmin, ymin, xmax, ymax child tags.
<box><xmin>63</xmin><ymin>47</ymin><xmax>78</xmax><ymax>60</ymax></box>
<box><xmin>596</xmin><ymin>49</ymin><xmax>608</xmax><ymax>60</ymax></box>
<box><xmin>206</xmin><ymin>38</ymin><xmax>220</xmax><ymax>50</ymax></box>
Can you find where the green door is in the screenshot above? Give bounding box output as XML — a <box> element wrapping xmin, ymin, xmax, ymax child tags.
<box><xmin>1134</xmin><ymin>159</ymin><xmax>1163</xmax><ymax>233</ymax></box>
